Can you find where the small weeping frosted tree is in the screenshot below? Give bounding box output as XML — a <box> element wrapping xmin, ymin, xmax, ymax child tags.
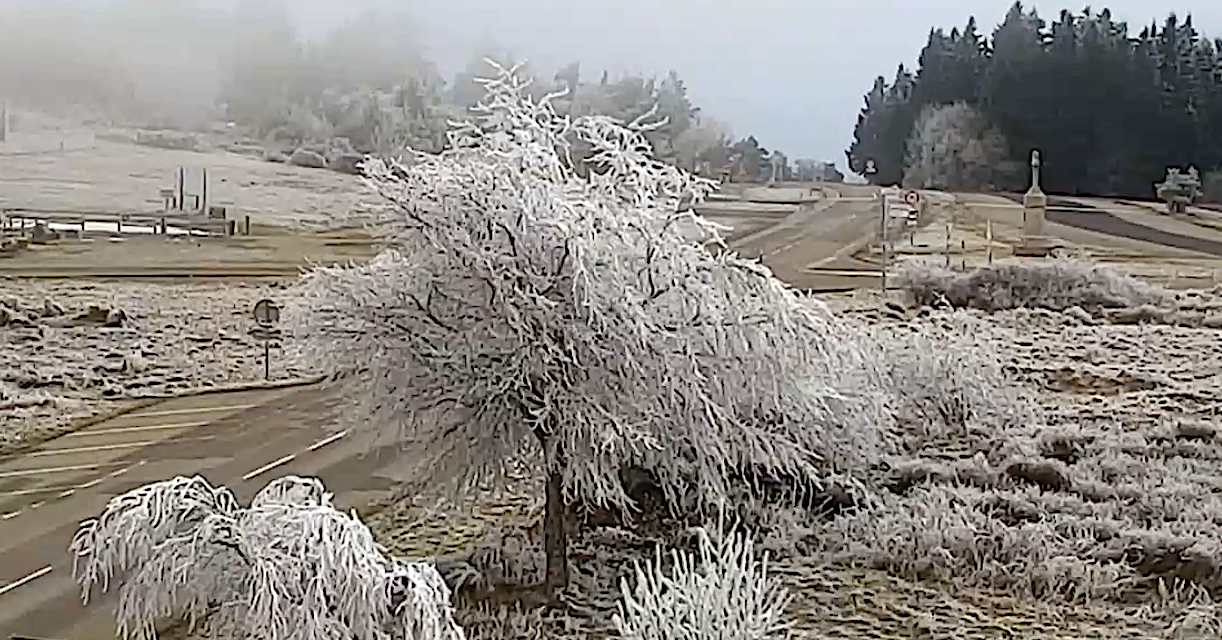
<box><xmin>69</xmin><ymin>475</ymin><xmax>464</xmax><ymax>640</ymax></box>
<box><xmin>286</xmin><ymin>62</ymin><xmax>889</xmax><ymax>599</ymax></box>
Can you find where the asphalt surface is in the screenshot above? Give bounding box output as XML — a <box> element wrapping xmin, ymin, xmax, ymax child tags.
<box><xmin>0</xmin><ymin>384</ymin><xmax>413</xmax><ymax>640</ymax></box>
<box><xmin>994</xmin><ymin>193</ymin><xmax>1222</xmax><ymax>257</ymax></box>
<box><xmin>721</xmin><ymin>186</ymin><xmax>885</xmax><ymax>291</ymax></box>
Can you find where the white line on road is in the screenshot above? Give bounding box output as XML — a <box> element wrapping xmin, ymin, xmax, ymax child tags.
<box><xmin>67</xmin><ymin>421</ymin><xmax>211</xmax><ymax>437</ymax></box>
<box><xmin>240</xmin><ymin>430</ymin><xmax>350</xmax><ymax>482</ymax></box>
<box><xmin>242</xmin><ymin>454</ymin><xmax>296</xmax><ymax>481</ymax></box>
<box><xmin>0</xmin><ymin>471</ymin><xmax>128</xmax><ymax>497</ymax></box>
<box><xmin>28</xmin><ymin>437</ymin><xmax>215</xmax><ymax>457</ymax></box>
<box><xmin>0</xmin><ymin>462</ymin><xmax>126</xmax><ymax>479</ymax></box>
<box><xmin>967</xmin><ymin>202</ymin><xmax>1024</xmax><ymax>209</ymax></box>
<box><xmin>0</xmin><ymin>565</ymin><xmax>53</xmax><ymax>597</ymax></box>
<box><xmin>126</xmin><ymin>403</ymin><xmax>258</xmax><ymax>419</ymax></box>
<box><xmin>307</xmin><ymin>430</ymin><xmax>349</xmax><ymax>452</ymax></box>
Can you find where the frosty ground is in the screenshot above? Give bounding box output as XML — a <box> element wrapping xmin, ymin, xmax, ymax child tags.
<box><xmin>10</xmin><ymin>265</ymin><xmax>1222</xmax><ymax>638</ymax></box>
<box><xmin>10</xmin><ymin>123</ymin><xmax>1222</xmax><ymax>638</ymax></box>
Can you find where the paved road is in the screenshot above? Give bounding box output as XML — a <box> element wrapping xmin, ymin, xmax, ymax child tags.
<box><xmin>724</xmin><ymin>185</ymin><xmax>884</xmax><ymax>291</ymax></box>
<box><xmin>0</xmin><ymin>384</ymin><xmax>414</xmax><ymax>640</ymax></box>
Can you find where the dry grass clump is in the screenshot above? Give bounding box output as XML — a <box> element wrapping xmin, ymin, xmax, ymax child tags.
<box><xmin>864</xmin><ymin>314</ymin><xmax>1040</xmax><ymax>446</ymax></box>
<box><xmin>899</xmin><ymin>258</ymin><xmax>1171</xmax><ymax>312</ymax></box>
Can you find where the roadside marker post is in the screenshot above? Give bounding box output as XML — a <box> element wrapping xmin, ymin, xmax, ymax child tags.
<box><xmin>986</xmin><ymin>220</ymin><xmax>994</xmax><ymax>265</ymax></box>
<box><xmin>879</xmin><ymin>191</ymin><xmax>890</xmax><ymax>293</ymax></box>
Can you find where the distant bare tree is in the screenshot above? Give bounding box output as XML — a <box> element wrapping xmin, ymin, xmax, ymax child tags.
<box><xmin>285</xmin><ymin>62</ymin><xmax>889</xmax><ymax>600</ymax></box>
<box><xmin>70</xmin><ymin>475</ymin><xmax>463</xmax><ymax>640</ymax></box>
<box><xmin>903</xmin><ymin>102</ymin><xmax>1017</xmax><ymax>191</ymax></box>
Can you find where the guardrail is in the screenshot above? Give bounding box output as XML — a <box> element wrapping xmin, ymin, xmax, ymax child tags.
<box><xmin>0</xmin><ymin>207</ymin><xmax>235</xmax><ymax>238</ymax></box>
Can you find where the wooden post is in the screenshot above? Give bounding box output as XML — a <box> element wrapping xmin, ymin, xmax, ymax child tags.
<box><xmin>879</xmin><ymin>193</ymin><xmax>889</xmax><ymax>293</ymax></box>
<box><xmin>986</xmin><ymin>220</ymin><xmax>993</xmax><ymax>265</ymax></box>
<box><xmin>116</xmin><ymin>216</ymin><xmax>122</xmax><ymax>235</ymax></box>
<box><xmin>945</xmin><ymin>221</ymin><xmax>952</xmax><ymax>268</ymax></box>
<box><xmin>245</xmin><ymin>215</ymin><xmax>251</xmax><ymax>235</ymax></box>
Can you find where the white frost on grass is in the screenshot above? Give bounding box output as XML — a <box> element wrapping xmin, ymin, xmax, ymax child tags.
<box><xmin>0</xmin><ymin>280</ymin><xmax>318</xmax><ymax>451</ymax></box>
<box><xmin>807</xmin><ymin>297</ymin><xmax>1222</xmax><ymax>631</ymax></box>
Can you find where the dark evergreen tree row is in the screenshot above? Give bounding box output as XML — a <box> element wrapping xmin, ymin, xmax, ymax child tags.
<box><xmin>847</xmin><ymin>3</ymin><xmax>1222</xmax><ymax>197</ymax></box>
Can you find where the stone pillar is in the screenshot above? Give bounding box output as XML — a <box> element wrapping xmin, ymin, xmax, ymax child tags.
<box><xmin>1018</xmin><ymin>149</ymin><xmax>1054</xmax><ymax>256</ymax></box>
<box><xmin>0</xmin><ymin>101</ymin><xmax>8</xmax><ymax>143</ymax></box>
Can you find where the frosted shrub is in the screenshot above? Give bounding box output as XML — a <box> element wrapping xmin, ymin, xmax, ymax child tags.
<box><xmin>899</xmin><ymin>258</ymin><xmax>1170</xmax><ymax>312</ymax></box>
<box><xmin>613</xmin><ymin>528</ymin><xmax>792</xmax><ymax>640</ymax></box>
<box><xmin>69</xmin><ymin>475</ymin><xmax>464</xmax><ymax>640</ymax></box>
<box><xmin>869</xmin><ymin>315</ymin><xmax>1039</xmax><ymax>442</ymax></box>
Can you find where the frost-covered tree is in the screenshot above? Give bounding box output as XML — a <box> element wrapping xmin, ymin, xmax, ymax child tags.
<box><xmin>69</xmin><ymin>475</ymin><xmax>463</xmax><ymax>640</ymax></box>
<box><xmin>903</xmin><ymin>101</ymin><xmax>1017</xmax><ymax>191</ymax></box>
<box><xmin>286</xmin><ymin>62</ymin><xmax>889</xmax><ymax>599</ymax></box>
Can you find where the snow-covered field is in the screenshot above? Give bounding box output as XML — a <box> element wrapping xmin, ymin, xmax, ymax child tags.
<box><xmin>0</xmin><ymin>279</ymin><xmax>317</xmax><ymax>454</ymax></box>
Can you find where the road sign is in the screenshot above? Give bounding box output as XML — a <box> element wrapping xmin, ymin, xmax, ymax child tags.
<box><xmin>252</xmin><ymin>299</ymin><xmax>280</xmax><ymax>380</ymax></box>
<box><xmin>253</xmin><ymin>299</ymin><xmax>280</xmax><ymax>327</ymax></box>
<box><xmin>904</xmin><ymin>190</ymin><xmax>920</xmax><ymax>206</ymax></box>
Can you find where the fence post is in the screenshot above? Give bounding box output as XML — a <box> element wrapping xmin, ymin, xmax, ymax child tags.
<box><xmin>986</xmin><ymin>220</ymin><xmax>993</xmax><ymax>265</ymax></box>
<box><xmin>945</xmin><ymin>221</ymin><xmax>952</xmax><ymax>268</ymax></box>
<box><xmin>879</xmin><ymin>192</ymin><xmax>890</xmax><ymax>293</ymax></box>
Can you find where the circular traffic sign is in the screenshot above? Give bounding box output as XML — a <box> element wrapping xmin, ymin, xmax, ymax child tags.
<box><xmin>904</xmin><ymin>190</ymin><xmax>920</xmax><ymax>206</ymax></box>
<box><xmin>253</xmin><ymin>299</ymin><xmax>280</xmax><ymax>327</ymax></box>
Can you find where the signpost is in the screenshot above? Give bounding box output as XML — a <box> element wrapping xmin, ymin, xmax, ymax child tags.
<box><xmin>252</xmin><ymin>299</ymin><xmax>280</xmax><ymax>380</ymax></box>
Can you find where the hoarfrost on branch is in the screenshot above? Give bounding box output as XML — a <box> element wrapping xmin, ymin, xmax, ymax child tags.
<box><xmin>286</xmin><ymin>61</ymin><xmax>890</xmax><ymax>512</ymax></box>
<box><xmin>69</xmin><ymin>475</ymin><xmax>464</xmax><ymax>640</ymax></box>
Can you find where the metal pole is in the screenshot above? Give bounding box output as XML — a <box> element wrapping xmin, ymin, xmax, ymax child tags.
<box><xmin>879</xmin><ymin>192</ymin><xmax>889</xmax><ymax>292</ymax></box>
<box><xmin>264</xmin><ymin>342</ymin><xmax>270</xmax><ymax>380</ymax></box>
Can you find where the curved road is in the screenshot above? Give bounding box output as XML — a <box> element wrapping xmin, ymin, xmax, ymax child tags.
<box><xmin>0</xmin><ymin>384</ymin><xmax>413</xmax><ymax>640</ymax></box>
<box><xmin>716</xmin><ymin>184</ymin><xmax>884</xmax><ymax>291</ymax></box>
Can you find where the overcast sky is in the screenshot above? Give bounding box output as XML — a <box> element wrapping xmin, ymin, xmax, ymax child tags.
<box><xmin>279</xmin><ymin>0</ymin><xmax>1222</xmax><ymax>169</ymax></box>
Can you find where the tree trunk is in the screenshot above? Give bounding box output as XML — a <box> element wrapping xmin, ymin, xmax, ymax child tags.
<box><xmin>542</xmin><ymin>469</ymin><xmax>569</xmax><ymax>601</ymax></box>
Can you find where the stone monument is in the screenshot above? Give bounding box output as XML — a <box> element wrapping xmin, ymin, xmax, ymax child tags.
<box><xmin>1017</xmin><ymin>149</ymin><xmax>1055</xmax><ymax>256</ymax></box>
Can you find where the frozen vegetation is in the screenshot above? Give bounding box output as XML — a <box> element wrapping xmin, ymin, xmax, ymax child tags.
<box><xmin>35</xmin><ymin>68</ymin><xmax>1222</xmax><ymax>639</ymax></box>
<box><xmin>0</xmin><ymin>280</ymin><xmax>315</xmax><ymax>454</ymax></box>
